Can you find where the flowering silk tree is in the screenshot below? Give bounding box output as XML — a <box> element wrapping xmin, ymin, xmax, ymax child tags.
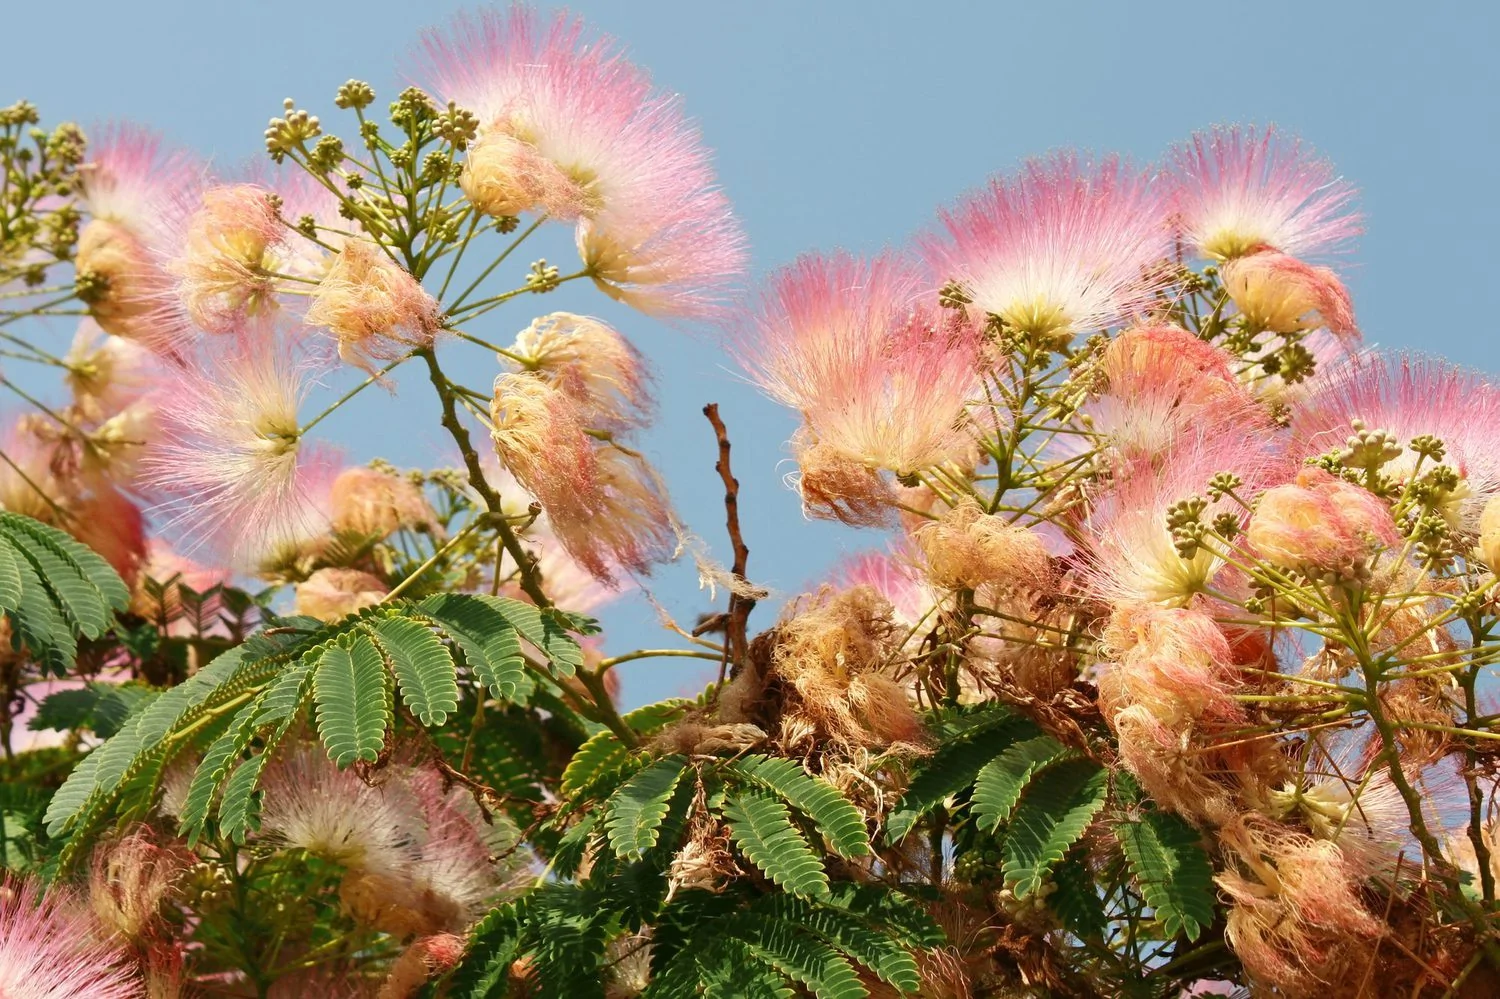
<box><xmin>2</xmin><ymin>6</ymin><xmax>1500</xmax><ymax>998</ymax></box>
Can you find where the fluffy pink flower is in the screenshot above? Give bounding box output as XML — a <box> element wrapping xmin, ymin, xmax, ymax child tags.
<box><xmin>167</xmin><ymin>184</ymin><xmax>287</xmax><ymax>334</ymax></box>
<box><xmin>1221</xmin><ymin>249</ymin><xmax>1358</xmax><ymax>339</ymax></box>
<box><xmin>1290</xmin><ymin>353</ymin><xmax>1500</xmax><ymax>533</ymax></box>
<box><xmin>0</xmin><ymin>875</ymin><xmax>144</xmax><ymax>999</ymax></box>
<box><xmin>140</xmin><ymin>335</ymin><xmax>334</xmax><ymax>568</ymax></box>
<box><xmin>76</xmin><ymin>124</ymin><xmax>204</xmax><ymax>355</ymax></box>
<box><xmin>1066</xmin><ymin>324</ymin><xmax>1265</xmax><ymax>465</ymax></box>
<box><xmin>1084</xmin><ymin>433</ymin><xmax>1284</xmax><ymax>607</ymax></box>
<box><xmin>1168</xmin><ymin>124</ymin><xmax>1361</xmax><ymax>261</ymax></box>
<box><xmin>508</xmin><ymin>312</ymin><xmax>652</xmax><ymax>431</ymax></box>
<box><xmin>923</xmin><ymin>153</ymin><xmax>1171</xmax><ymax>341</ymax></box>
<box><xmin>64</xmin><ymin>321</ymin><xmax>158</xmax><ymax>425</ymax></box>
<box><xmin>88</xmin><ymin>827</ymin><xmax>189</xmax><ymax>944</ymax></box>
<box><xmin>305</xmin><ymin>238</ymin><xmax>438</xmax><ymax>375</ymax></box>
<box><xmin>258</xmin><ymin>744</ymin><xmax>422</xmax><ymax>877</ymax></box>
<box><xmin>739</xmin><ymin>251</ymin><xmax>979</xmax><ymax>475</ymax></box>
<box><xmin>413</xmin><ymin>6</ymin><xmax>746</xmax><ymax>316</ymax></box>
<box><xmin>68</xmin><ymin>487</ymin><xmax>148</xmax><ymax>584</ymax></box>
<box><xmin>1098</xmin><ymin>603</ymin><xmax>1244</xmax><ymax>726</ymax></box>
<box><xmin>295</xmin><ymin>567</ymin><xmax>389</xmax><ymax>622</ymax></box>
<box><xmin>405</xmin><ymin>767</ymin><xmax>501</xmax><ymax>922</ymax></box>
<box><xmin>329</xmin><ymin>466</ymin><xmax>439</xmax><ymax>540</ymax></box>
<box><xmin>491</xmin><ymin>366</ymin><xmax>674</xmax><ymax>582</ymax></box>
<box><xmin>835</xmin><ymin>551</ymin><xmax>938</xmax><ymax>632</ymax></box>
<box><xmin>1247</xmin><ymin>468</ymin><xmax>1398</xmax><ymax>572</ymax></box>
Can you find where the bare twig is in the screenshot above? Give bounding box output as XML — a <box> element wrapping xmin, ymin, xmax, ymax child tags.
<box><xmin>703</xmin><ymin>404</ymin><xmax>756</xmax><ymax>686</ymax></box>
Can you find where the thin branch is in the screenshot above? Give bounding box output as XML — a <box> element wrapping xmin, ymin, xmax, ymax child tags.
<box><xmin>703</xmin><ymin>403</ymin><xmax>756</xmax><ymax>687</ymax></box>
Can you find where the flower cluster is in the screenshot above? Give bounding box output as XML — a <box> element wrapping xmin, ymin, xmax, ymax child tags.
<box><xmin>5</xmin><ymin>6</ymin><xmax>1500</xmax><ymax>999</ymax></box>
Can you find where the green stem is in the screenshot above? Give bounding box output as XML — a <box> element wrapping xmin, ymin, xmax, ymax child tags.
<box><xmin>298</xmin><ymin>356</ymin><xmax>409</xmax><ymax>436</ymax></box>
<box><xmin>445</xmin><ymin>214</ymin><xmax>547</xmax><ymax>313</ymax></box>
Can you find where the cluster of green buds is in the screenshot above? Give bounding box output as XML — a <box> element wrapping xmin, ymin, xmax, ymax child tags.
<box><xmin>263</xmin><ymin>81</ymin><xmax>513</xmax><ymax>283</ymax></box>
<box><xmin>1</xmin><ymin>101</ymin><xmax>86</xmax><ymax>306</ymax></box>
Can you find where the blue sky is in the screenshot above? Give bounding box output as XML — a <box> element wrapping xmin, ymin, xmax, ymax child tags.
<box><xmin>6</xmin><ymin>1</ymin><xmax>1497</xmax><ymax>707</ymax></box>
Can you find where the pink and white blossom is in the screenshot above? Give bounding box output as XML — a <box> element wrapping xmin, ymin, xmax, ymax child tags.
<box><xmin>413</xmin><ymin>5</ymin><xmax>746</xmax><ymax>316</ymax></box>
<box><xmin>1168</xmin><ymin>124</ymin><xmax>1361</xmax><ymax>261</ymax></box>
<box><xmin>923</xmin><ymin>153</ymin><xmax>1172</xmax><ymax>341</ymax></box>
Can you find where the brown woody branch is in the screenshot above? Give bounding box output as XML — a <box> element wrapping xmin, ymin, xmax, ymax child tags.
<box><xmin>703</xmin><ymin>404</ymin><xmax>756</xmax><ymax>685</ymax></box>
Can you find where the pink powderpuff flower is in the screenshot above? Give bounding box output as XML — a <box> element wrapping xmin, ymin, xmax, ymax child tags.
<box><xmin>835</xmin><ymin>551</ymin><xmax>939</xmax><ymax>634</ymax></box>
<box><xmin>88</xmin><ymin>826</ymin><xmax>190</xmax><ymax>945</ymax></box>
<box><xmin>1220</xmin><ymin>249</ymin><xmax>1358</xmax><ymax>340</ymax></box>
<box><xmin>922</xmin><ymin>153</ymin><xmax>1172</xmax><ymax>342</ymax></box>
<box><xmin>0</xmin><ymin>426</ymin><xmax>64</xmax><ymax>524</ymax></box>
<box><xmin>413</xmin><ymin>6</ymin><xmax>747</xmax><ymax>317</ymax></box>
<box><xmin>294</xmin><ymin>567</ymin><xmax>389</xmax><ymax>622</ymax></box>
<box><xmin>1290</xmin><ymin>352</ymin><xmax>1500</xmax><ymax>534</ymax></box>
<box><xmin>257</xmin><ymin>744</ymin><xmax>423</xmax><ymax>878</ymax></box>
<box><xmin>1216</xmin><ymin>816</ymin><xmax>1383</xmax><ymax>994</ymax></box>
<box><xmin>76</xmin><ymin>124</ymin><xmax>205</xmax><ymax>355</ymax></box>
<box><xmin>1247</xmin><ymin>467</ymin><xmax>1399</xmax><ymax>573</ymax></box>
<box><xmin>140</xmin><ymin>335</ymin><xmax>334</xmax><ymax>568</ymax></box>
<box><xmin>329</xmin><ymin>465</ymin><xmax>440</xmax><ymax>540</ymax></box>
<box><xmin>0</xmin><ymin>875</ymin><xmax>144</xmax><ymax>999</ymax></box>
<box><xmin>490</xmin><ymin>374</ymin><xmax>673</xmax><ymax>581</ymax></box>
<box><xmin>1064</xmin><ymin>324</ymin><xmax>1265</xmax><ymax>466</ymax></box>
<box><xmin>380</xmin><ymin>933</ymin><xmax>466</xmax><ymax>999</ymax></box>
<box><xmin>508</xmin><ymin>311</ymin><xmax>652</xmax><ymax>431</ymax></box>
<box><xmin>739</xmin><ymin>251</ymin><xmax>980</xmax><ymax>476</ymax></box>
<box><xmin>67</xmin><ymin>487</ymin><xmax>148</xmax><ymax>585</ymax></box>
<box><xmin>1084</xmin><ymin>432</ymin><xmax>1285</xmax><ymax>608</ymax></box>
<box><xmin>305</xmin><ymin>238</ymin><xmax>439</xmax><ymax>375</ymax></box>
<box><xmin>404</xmin><ymin>767</ymin><xmax>503</xmax><ymax>923</ymax></box>
<box><xmin>1098</xmin><ymin>603</ymin><xmax>1245</xmax><ymax>727</ymax></box>
<box><xmin>786</xmin><ymin>430</ymin><xmax>900</xmax><ymax>527</ymax></box>
<box><xmin>167</xmin><ymin>184</ymin><xmax>288</xmax><ymax>334</ymax></box>
<box><xmin>64</xmin><ymin>320</ymin><xmax>159</xmax><ymax>425</ymax></box>
<box><xmin>1168</xmin><ymin>124</ymin><xmax>1361</xmax><ymax>261</ymax></box>
<box><xmin>912</xmin><ymin>499</ymin><xmax>1052</xmax><ymax>592</ymax></box>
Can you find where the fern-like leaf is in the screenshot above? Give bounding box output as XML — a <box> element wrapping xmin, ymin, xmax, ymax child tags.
<box><xmin>885</xmin><ymin>713</ymin><xmax>1040</xmax><ymax>843</ymax></box>
<box><xmin>1002</xmin><ymin>758</ymin><xmax>1109</xmax><ymax>898</ymax></box>
<box><xmin>758</xmin><ymin>895</ymin><xmax>921</xmax><ymax>993</ymax></box>
<box><xmin>725</xmin><ymin>755</ymin><xmax>870</xmax><ymax>859</ymax></box>
<box><xmin>314</xmin><ymin>637</ymin><xmax>390</xmax><ymax>766</ymax></box>
<box><xmin>365</xmin><ymin>614</ymin><xmax>458</xmax><ymax>726</ymax></box>
<box><xmin>1115</xmin><ymin>810</ymin><xmax>1216</xmax><ymax>941</ymax></box>
<box><xmin>447</xmin><ymin>900</ymin><xmax>523</xmax><ymax>998</ymax></box>
<box><xmin>727</xmin><ymin>914</ymin><xmax>867</xmax><ymax>999</ymax></box>
<box><xmin>724</xmin><ymin>788</ymin><xmax>829</xmax><ymax>898</ymax></box>
<box><xmin>417</xmin><ymin>593</ymin><xmax>525</xmax><ymax>699</ymax></box>
<box><xmin>971</xmin><ymin>735</ymin><xmax>1071</xmax><ymax>833</ymax></box>
<box><xmin>216</xmin><ymin>752</ymin><xmax>268</xmax><ymax>844</ymax></box>
<box><xmin>469</xmin><ymin>594</ymin><xmax>584</xmax><ymax>676</ymax></box>
<box><xmin>605</xmin><ymin>756</ymin><xmax>689</xmax><ymax>860</ymax></box>
<box><xmin>178</xmin><ymin>698</ymin><xmax>261</xmax><ymax>845</ymax></box>
<box><xmin>1049</xmin><ymin>850</ymin><xmax>1107</xmax><ymax>938</ymax></box>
